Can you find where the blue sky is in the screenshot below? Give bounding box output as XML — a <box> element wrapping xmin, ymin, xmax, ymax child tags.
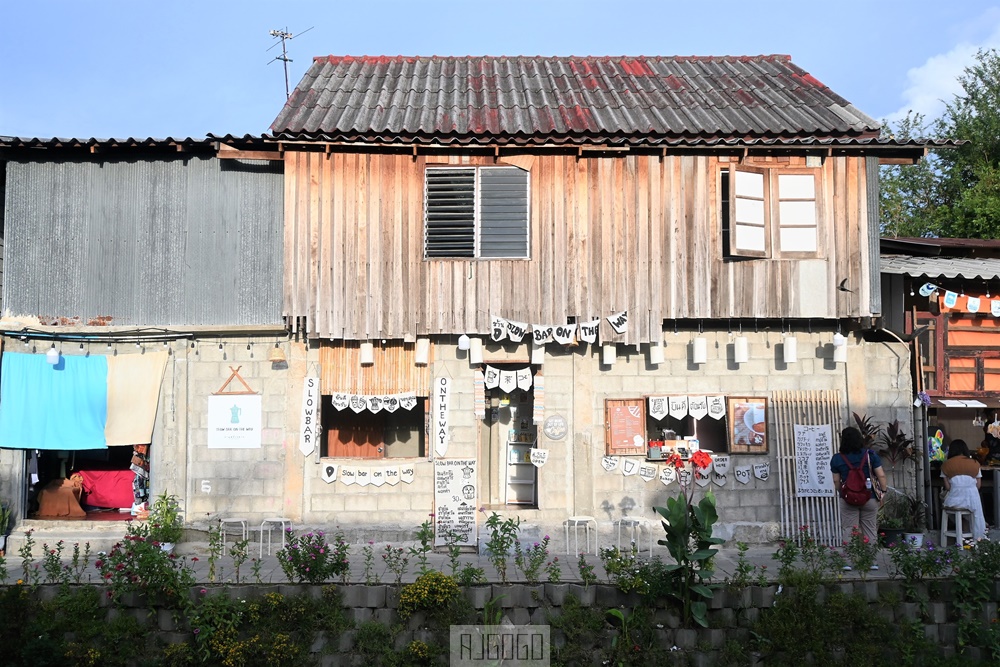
<box><xmin>3</xmin><ymin>0</ymin><xmax>1000</xmax><ymax>139</ymax></box>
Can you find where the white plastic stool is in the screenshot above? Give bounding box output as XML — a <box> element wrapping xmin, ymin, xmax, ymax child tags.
<box><xmin>219</xmin><ymin>517</ymin><xmax>249</xmax><ymax>550</ymax></box>
<box><xmin>940</xmin><ymin>507</ymin><xmax>974</xmax><ymax>546</ymax></box>
<box><xmin>564</xmin><ymin>516</ymin><xmax>597</xmax><ymax>555</ymax></box>
<box><xmin>259</xmin><ymin>517</ymin><xmax>292</xmax><ymax>557</ymax></box>
<box><xmin>615</xmin><ymin>518</ymin><xmax>654</xmax><ymax>554</ymax></box>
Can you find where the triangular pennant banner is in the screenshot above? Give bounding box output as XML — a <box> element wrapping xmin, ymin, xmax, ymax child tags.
<box><xmin>669</xmin><ymin>396</ymin><xmax>689</xmax><ymax>420</ymax></box>
<box><xmin>356</xmin><ymin>468</ymin><xmax>371</xmax><ymax>487</ymax></box>
<box><xmin>505</xmin><ymin>320</ymin><xmax>528</xmax><ymax>342</ymax></box>
<box><xmin>385</xmin><ymin>466</ymin><xmax>400</xmax><ymax>486</ymax></box>
<box><xmin>735</xmin><ymin>466</ymin><xmax>752</xmax><ymax>485</ymax></box>
<box><xmin>579</xmin><ymin>319</ymin><xmax>600</xmax><ymax>344</ymax></box>
<box><xmin>553</xmin><ymin>325</ymin><xmax>575</xmax><ymax>345</ymax></box>
<box><xmin>516</xmin><ymin>367</ymin><xmax>533</xmax><ymax>391</ymax></box>
<box><xmin>688</xmin><ymin>396</ymin><xmax>708</xmax><ymax>420</ymax></box>
<box><xmin>350</xmin><ymin>395</ymin><xmax>367</xmax><ymax>413</ymax></box>
<box><xmin>484</xmin><ymin>365</ymin><xmax>500</xmax><ymax>389</ymax></box>
<box><xmin>753</xmin><ymin>462</ymin><xmax>770</xmax><ymax>481</ymax></box>
<box><xmin>601</xmin><ymin>456</ymin><xmax>620</xmax><ymax>472</ymax></box>
<box><xmin>707</xmin><ymin>396</ymin><xmax>726</xmax><ymax>420</ymax></box>
<box><xmin>712</xmin><ymin>471</ymin><xmax>728</xmax><ymax>487</ymax></box>
<box><xmin>499</xmin><ymin>370</ymin><xmax>517</xmax><ymax>393</ymax></box>
<box><xmin>694</xmin><ymin>467</ymin><xmax>711</xmax><ymax>487</ymax></box>
<box><xmin>400</xmin><ymin>465</ymin><xmax>415</xmax><ymax>484</ymax></box>
<box><xmin>659</xmin><ymin>466</ymin><xmax>676</xmax><ymax>486</ymax></box>
<box><xmin>621</xmin><ymin>458</ymin><xmax>639</xmax><ymax>476</ymax></box>
<box><xmin>712</xmin><ymin>455</ymin><xmax>731</xmax><ymax>475</ymax></box>
<box><xmin>340</xmin><ymin>466</ymin><xmax>356</xmax><ymax>486</ymax></box>
<box><xmin>943</xmin><ymin>291</ymin><xmax>958</xmax><ymax>308</ymax></box>
<box><xmin>371</xmin><ymin>468</ymin><xmax>386</xmax><ymax>487</ymax></box>
<box><xmin>918</xmin><ymin>282</ymin><xmax>938</xmax><ymax>297</ymax></box>
<box><xmin>368</xmin><ymin>395</ymin><xmax>384</xmax><ymax>413</ymax></box>
<box><xmin>321</xmin><ymin>463</ymin><xmax>338</xmax><ymax>484</ymax></box>
<box><xmin>607</xmin><ymin>310</ymin><xmax>629</xmax><ymax>335</ymax></box>
<box><xmin>967</xmin><ymin>296</ymin><xmax>981</xmax><ymax>313</ymax></box>
<box><xmin>332</xmin><ymin>393</ymin><xmax>349</xmax><ymax>411</ymax></box>
<box><xmin>399</xmin><ymin>394</ymin><xmax>418</xmax><ymax>411</ymax></box>
<box><xmin>491</xmin><ymin>316</ymin><xmax>508</xmax><ymax>342</ymax></box>
<box><xmin>638</xmin><ymin>464</ymin><xmax>657</xmax><ymax>482</ymax></box>
<box><xmin>532</xmin><ymin>324</ymin><xmax>554</xmax><ymax>344</ymax></box>
<box><xmin>648</xmin><ymin>396</ymin><xmax>669</xmax><ymax>421</ymax></box>
<box><xmin>383</xmin><ymin>395</ymin><xmax>399</xmax><ymax>413</ymax></box>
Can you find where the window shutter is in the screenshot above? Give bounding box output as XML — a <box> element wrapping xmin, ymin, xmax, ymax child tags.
<box><xmin>776</xmin><ymin>173</ymin><xmax>818</xmax><ymax>253</ymax></box>
<box><xmin>729</xmin><ymin>167</ymin><xmax>769</xmax><ymax>258</ymax></box>
<box><xmin>425</xmin><ymin>168</ymin><xmax>475</xmax><ymax>258</ymax></box>
<box><xmin>478</xmin><ymin>167</ymin><xmax>529</xmax><ymax>258</ymax></box>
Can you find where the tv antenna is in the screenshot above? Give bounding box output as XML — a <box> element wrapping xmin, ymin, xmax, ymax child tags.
<box><xmin>268</xmin><ymin>26</ymin><xmax>313</xmax><ymax>99</ymax></box>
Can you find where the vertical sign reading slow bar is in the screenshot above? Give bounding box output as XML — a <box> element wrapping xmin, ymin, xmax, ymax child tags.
<box><xmin>300</xmin><ymin>376</ymin><xmax>319</xmax><ymax>456</ymax></box>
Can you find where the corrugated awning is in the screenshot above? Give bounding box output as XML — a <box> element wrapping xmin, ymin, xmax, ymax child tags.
<box><xmin>929</xmin><ymin>397</ymin><xmax>1000</xmax><ymax>409</ymax></box>
<box><xmin>881</xmin><ymin>254</ymin><xmax>1000</xmax><ymax>280</ymax></box>
<box><xmin>319</xmin><ymin>341</ymin><xmax>431</xmax><ymax>396</ymax></box>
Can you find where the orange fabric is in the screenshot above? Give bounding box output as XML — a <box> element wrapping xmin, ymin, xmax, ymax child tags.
<box><xmin>35</xmin><ymin>477</ymin><xmax>86</xmax><ymax>518</ymax></box>
<box><xmin>941</xmin><ymin>456</ymin><xmax>981</xmax><ymax>479</ymax></box>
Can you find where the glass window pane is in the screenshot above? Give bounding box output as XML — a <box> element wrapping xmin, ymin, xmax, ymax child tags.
<box><xmin>779</xmin><ymin>227</ymin><xmax>817</xmax><ymax>252</ymax></box>
<box><xmin>735</xmin><ymin>170</ymin><xmax>764</xmax><ymax>198</ymax></box>
<box><xmin>778</xmin><ymin>173</ymin><xmax>815</xmax><ymax>199</ymax></box>
<box><xmin>735</xmin><ymin>223</ymin><xmax>766</xmax><ymax>251</ymax></box>
<box><xmin>779</xmin><ymin>201</ymin><xmax>816</xmax><ymax>227</ymax></box>
<box><xmin>735</xmin><ymin>197</ymin><xmax>765</xmax><ymax>224</ymax></box>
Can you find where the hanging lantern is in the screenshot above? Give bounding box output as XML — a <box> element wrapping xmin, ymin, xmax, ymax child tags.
<box><xmin>734</xmin><ymin>336</ymin><xmax>749</xmax><ymax>364</ymax></box>
<box><xmin>602</xmin><ymin>344</ymin><xmax>616</xmax><ymax>366</ymax></box>
<box><xmin>692</xmin><ymin>337</ymin><xmax>708</xmax><ymax>364</ymax></box>
<box><xmin>359</xmin><ymin>342</ymin><xmax>375</xmax><ymax>365</ymax></box>
<box><xmin>783</xmin><ymin>336</ymin><xmax>798</xmax><ymax>364</ymax></box>
<box><xmin>469</xmin><ymin>337</ymin><xmax>484</xmax><ymax>365</ymax></box>
<box><xmin>648</xmin><ymin>343</ymin><xmax>665</xmax><ymax>366</ymax></box>
<box><xmin>415</xmin><ymin>338</ymin><xmax>430</xmax><ymax>365</ymax></box>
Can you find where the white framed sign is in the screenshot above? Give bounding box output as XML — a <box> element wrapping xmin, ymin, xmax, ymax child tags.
<box><xmin>208</xmin><ymin>395</ymin><xmax>262</xmax><ymax>449</ymax></box>
<box><xmin>434</xmin><ymin>459</ymin><xmax>478</xmax><ymax>547</ymax></box>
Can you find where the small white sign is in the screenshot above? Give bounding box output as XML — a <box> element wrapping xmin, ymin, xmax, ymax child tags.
<box><xmin>530</xmin><ymin>449</ymin><xmax>549</xmax><ymax>468</ymax></box>
<box><xmin>356</xmin><ymin>468</ymin><xmax>371</xmax><ymax>487</ymax></box>
<box><xmin>400</xmin><ymin>465</ymin><xmax>415</xmax><ymax>485</ymax></box>
<box><xmin>621</xmin><ymin>458</ymin><xmax>639</xmax><ymax>476</ymax></box>
<box><xmin>341</xmin><ymin>466</ymin><xmax>356</xmax><ymax>486</ymax></box>
<box><xmin>433</xmin><ymin>377</ymin><xmax>451</xmax><ymax>457</ymax></box>
<box><xmin>734</xmin><ymin>466</ymin><xmax>752</xmax><ymax>485</ymax></box>
<box><xmin>385</xmin><ymin>466</ymin><xmax>400</xmax><ymax>486</ymax></box>
<box><xmin>601</xmin><ymin>456</ymin><xmax>620</xmax><ymax>472</ymax></box>
<box><xmin>321</xmin><ymin>463</ymin><xmax>338</xmax><ymax>484</ymax></box>
<box><xmin>753</xmin><ymin>462</ymin><xmax>770</xmax><ymax>481</ymax></box>
<box><xmin>659</xmin><ymin>466</ymin><xmax>676</xmax><ymax>486</ymax></box>
<box><xmin>371</xmin><ymin>468</ymin><xmax>386</xmax><ymax>487</ymax></box>
<box><xmin>638</xmin><ymin>464</ymin><xmax>657</xmax><ymax>482</ymax></box>
<box><xmin>208</xmin><ymin>395</ymin><xmax>262</xmax><ymax>449</ymax></box>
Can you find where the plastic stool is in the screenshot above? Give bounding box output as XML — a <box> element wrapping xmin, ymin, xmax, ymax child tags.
<box><xmin>564</xmin><ymin>516</ymin><xmax>597</xmax><ymax>555</ymax></box>
<box><xmin>615</xmin><ymin>517</ymin><xmax>654</xmax><ymax>554</ymax></box>
<box><xmin>219</xmin><ymin>518</ymin><xmax>249</xmax><ymax>550</ymax></box>
<box><xmin>940</xmin><ymin>507</ymin><xmax>974</xmax><ymax>546</ymax></box>
<box><xmin>259</xmin><ymin>517</ymin><xmax>292</xmax><ymax>557</ymax></box>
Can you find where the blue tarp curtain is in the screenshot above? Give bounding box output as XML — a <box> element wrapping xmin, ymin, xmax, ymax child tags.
<box><xmin>0</xmin><ymin>352</ymin><xmax>108</xmax><ymax>450</ymax></box>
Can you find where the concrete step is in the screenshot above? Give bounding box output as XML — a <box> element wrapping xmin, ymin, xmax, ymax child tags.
<box><xmin>6</xmin><ymin>518</ymin><xmax>133</xmax><ymax>557</ymax></box>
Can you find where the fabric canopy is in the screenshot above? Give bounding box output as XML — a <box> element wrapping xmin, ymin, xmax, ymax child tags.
<box><xmin>105</xmin><ymin>351</ymin><xmax>168</xmax><ymax>446</ymax></box>
<box><xmin>0</xmin><ymin>351</ymin><xmax>108</xmax><ymax>450</ymax></box>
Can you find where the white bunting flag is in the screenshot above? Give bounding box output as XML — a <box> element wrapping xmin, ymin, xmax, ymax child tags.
<box><xmin>356</xmin><ymin>468</ymin><xmax>371</xmax><ymax>487</ymax></box>
<box><xmin>944</xmin><ymin>291</ymin><xmax>958</xmax><ymax>308</ymax></box>
<box><xmin>399</xmin><ymin>394</ymin><xmax>418</xmax><ymax>411</ymax></box>
<box><xmin>707</xmin><ymin>396</ymin><xmax>726</xmax><ymax>420</ymax></box>
<box><xmin>638</xmin><ymin>464</ymin><xmax>657</xmax><ymax>483</ymax></box>
<box><xmin>601</xmin><ymin>456</ymin><xmax>620</xmax><ymax>472</ymax></box>
<box><xmin>712</xmin><ymin>455</ymin><xmax>731</xmax><ymax>475</ymax></box>
<box><xmin>712</xmin><ymin>471</ymin><xmax>728</xmax><ymax>487</ymax></box>
<box><xmin>332</xmin><ymin>393</ymin><xmax>349</xmax><ymax>411</ymax></box>
<box><xmin>491</xmin><ymin>315</ymin><xmax>508</xmax><ymax>342</ymax></box>
<box><xmin>532</xmin><ymin>324</ymin><xmax>554</xmax><ymax>344</ymax></box>
<box><xmin>371</xmin><ymin>468</ymin><xmax>386</xmax><ymax>487</ymax></box>
<box><xmin>530</xmin><ymin>449</ymin><xmax>549</xmax><ymax>468</ymax></box>
<box><xmin>648</xmin><ymin>396</ymin><xmax>669</xmax><ymax>421</ymax></box>
<box><xmin>994</xmin><ymin>300</ymin><xmax>1000</xmax><ymax>318</ymax></box>
<box><xmin>688</xmin><ymin>396</ymin><xmax>708</xmax><ymax>420</ymax></box>
<box><xmin>340</xmin><ymin>466</ymin><xmax>356</xmax><ymax>486</ymax></box>
<box><xmin>368</xmin><ymin>395</ymin><xmax>384</xmax><ymax>413</ymax></box>
<box><xmin>400</xmin><ymin>465</ymin><xmax>415</xmax><ymax>485</ymax></box>
<box><xmin>918</xmin><ymin>282</ymin><xmax>938</xmax><ymax>297</ymax></box>
<box><xmin>607</xmin><ymin>310</ymin><xmax>629</xmax><ymax>334</ymax></box>
<box><xmin>349</xmin><ymin>394</ymin><xmax>367</xmax><ymax>414</ymax></box>
<box><xmin>499</xmin><ymin>370</ymin><xmax>517</xmax><ymax>393</ymax></box>
<box><xmin>694</xmin><ymin>467</ymin><xmax>711</xmax><ymax>487</ymax></box>
<box><xmin>484</xmin><ymin>365</ymin><xmax>500</xmax><ymax>389</ymax></box>
<box><xmin>516</xmin><ymin>367</ymin><xmax>533</xmax><ymax>391</ymax></box>
<box><xmin>321</xmin><ymin>463</ymin><xmax>338</xmax><ymax>484</ymax></box>
<box><xmin>383</xmin><ymin>395</ymin><xmax>399</xmax><ymax>413</ymax></box>
<box><xmin>553</xmin><ymin>325</ymin><xmax>575</xmax><ymax>345</ymax></box>
<box><xmin>677</xmin><ymin>467</ymin><xmax>693</xmax><ymax>488</ymax></box>
<box><xmin>669</xmin><ymin>395</ymin><xmax>689</xmax><ymax>420</ymax></box>
<box><xmin>753</xmin><ymin>462</ymin><xmax>770</xmax><ymax>481</ymax></box>
<box><xmin>659</xmin><ymin>466</ymin><xmax>676</xmax><ymax>486</ymax></box>
<box><xmin>621</xmin><ymin>458</ymin><xmax>639</xmax><ymax>476</ymax></box>
<box><xmin>579</xmin><ymin>319</ymin><xmax>600</xmax><ymax>344</ymax></box>
<box><xmin>968</xmin><ymin>297</ymin><xmax>981</xmax><ymax>313</ymax></box>
<box><xmin>505</xmin><ymin>319</ymin><xmax>528</xmax><ymax>342</ymax></box>
<box><xmin>385</xmin><ymin>466</ymin><xmax>400</xmax><ymax>486</ymax></box>
<box><xmin>734</xmin><ymin>466</ymin><xmax>752</xmax><ymax>485</ymax></box>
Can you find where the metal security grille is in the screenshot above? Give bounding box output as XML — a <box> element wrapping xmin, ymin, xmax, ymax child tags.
<box><xmin>772</xmin><ymin>390</ymin><xmax>844</xmax><ymax>546</ymax></box>
<box><xmin>425</xmin><ymin>168</ymin><xmax>476</xmax><ymax>257</ymax></box>
<box><xmin>424</xmin><ymin>166</ymin><xmax>529</xmax><ymax>259</ymax></box>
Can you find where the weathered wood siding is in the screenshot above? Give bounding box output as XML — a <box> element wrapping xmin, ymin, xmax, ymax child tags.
<box><xmin>284</xmin><ymin>150</ymin><xmax>872</xmax><ymax>343</ymax></box>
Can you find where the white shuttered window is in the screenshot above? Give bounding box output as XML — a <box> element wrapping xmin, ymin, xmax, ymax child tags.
<box><xmin>724</xmin><ymin>166</ymin><xmax>819</xmax><ymax>259</ymax></box>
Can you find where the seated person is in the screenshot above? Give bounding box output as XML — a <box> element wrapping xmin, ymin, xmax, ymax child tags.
<box><xmin>941</xmin><ymin>439</ymin><xmax>987</xmax><ymax>540</ymax></box>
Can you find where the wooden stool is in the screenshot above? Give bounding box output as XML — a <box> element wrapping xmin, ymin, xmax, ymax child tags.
<box><xmin>940</xmin><ymin>507</ymin><xmax>974</xmax><ymax>546</ymax></box>
<box><xmin>219</xmin><ymin>517</ymin><xmax>249</xmax><ymax>550</ymax></box>
<box><xmin>615</xmin><ymin>517</ymin><xmax>654</xmax><ymax>554</ymax></box>
<box><xmin>564</xmin><ymin>516</ymin><xmax>597</xmax><ymax>555</ymax></box>
<box><xmin>259</xmin><ymin>517</ymin><xmax>292</xmax><ymax>557</ymax></box>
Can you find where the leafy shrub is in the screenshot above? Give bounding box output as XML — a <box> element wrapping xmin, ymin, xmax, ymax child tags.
<box><xmin>398</xmin><ymin>571</ymin><xmax>461</xmax><ymax>618</ymax></box>
<box><xmin>276</xmin><ymin>530</ymin><xmax>350</xmax><ymax>584</ymax></box>
<box><xmin>96</xmin><ymin>521</ymin><xmax>195</xmax><ymax>606</ymax></box>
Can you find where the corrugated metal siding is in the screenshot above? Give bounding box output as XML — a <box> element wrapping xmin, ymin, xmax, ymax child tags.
<box><xmin>866</xmin><ymin>156</ymin><xmax>881</xmax><ymax>316</ymax></box>
<box><xmin>3</xmin><ymin>157</ymin><xmax>283</xmax><ymax>326</ymax></box>
<box><xmin>319</xmin><ymin>341</ymin><xmax>431</xmax><ymax>396</ymax></box>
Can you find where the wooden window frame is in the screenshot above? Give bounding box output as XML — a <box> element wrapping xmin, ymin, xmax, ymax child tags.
<box><xmin>423</xmin><ymin>165</ymin><xmax>530</xmax><ymax>260</ymax></box>
<box><xmin>604</xmin><ymin>398</ymin><xmax>647</xmax><ymax>456</ymax></box>
<box><xmin>722</xmin><ymin>165</ymin><xmax>821</xmax><ymax>260</ymax></box>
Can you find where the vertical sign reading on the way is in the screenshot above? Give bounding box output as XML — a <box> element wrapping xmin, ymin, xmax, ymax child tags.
<box><xmin>434</xmin><ymin>459</ymin><xmax>478</xmax><ymax>547</ymax></box>
<box><xmin>433</xmin><ymin>377</ymin><xmax>451</xmax><ymax>457</ymax></box>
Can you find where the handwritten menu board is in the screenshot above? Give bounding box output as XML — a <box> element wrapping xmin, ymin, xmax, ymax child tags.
<box><xmin>434</xmin><ymin>459</ymin><xmax>479</xmax><ymax>547</ymax></box>
<box><xmin>605</xmin><ymin>398</ymin><xmax>646</xmax><ymax>456</ymax></box>
<box><xmin>793</xmin><ymin>424</ymin><xmax>835</xmax><ymax>497</ymax></box>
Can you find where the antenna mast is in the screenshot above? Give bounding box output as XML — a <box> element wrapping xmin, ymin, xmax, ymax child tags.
<box><xmin>268</xmin><ymin>26</ymin><xmax>313</xmax><ymax>100</ymax></box>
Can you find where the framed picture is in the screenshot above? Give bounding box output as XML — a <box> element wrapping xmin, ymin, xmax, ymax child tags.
<box><xmin>604</xmin><ymin>398</ymin><xmax>647</xmax><ymax>456</ymax></box>
<box><xmin>728</xmin><ymin>397</ymin><xmax>768</xmax><ymax>454</ymax></box>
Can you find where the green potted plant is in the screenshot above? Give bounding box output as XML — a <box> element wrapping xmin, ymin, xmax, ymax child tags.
<box><xmin>0</xmin><ymin>500</ymin><xmax>13</xmax><ymax>554</ymax></box>
<box><xmin>147</xmin><ymin>492</ymin><xmax>183</xmax><ymax>551</ymax></box>
<box><xmin>901</xmin><ymin>494</ymin><xmax>927</xmax><ymax>547</ymax></box>
<box><xmin>877</xmin><ymin>489</ymin><xmax>909</xmax><ymax>547</ymax></box>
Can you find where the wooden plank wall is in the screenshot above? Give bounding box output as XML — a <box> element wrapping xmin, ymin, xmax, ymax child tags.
<box><xmin>285</xmin><ymin>151</ymin><xmax>870</xmax><ymax>343</ymax></box>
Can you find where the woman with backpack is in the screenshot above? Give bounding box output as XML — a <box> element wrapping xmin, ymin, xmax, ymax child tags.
<box><xmin>830</xmin><ymin>426</ymin><xmax>888</xmax><ymax>567</ymax></box>
<box><xmin>941</xmin><ymin>439</ymin><xmax>986</xmax><ymax>541</ymax></box>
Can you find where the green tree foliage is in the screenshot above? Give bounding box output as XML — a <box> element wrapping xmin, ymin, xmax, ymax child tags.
<box><xmin>880</xmin><ymin>49</ymin><xmax>1000</xmax><ymax>239</ymax></box>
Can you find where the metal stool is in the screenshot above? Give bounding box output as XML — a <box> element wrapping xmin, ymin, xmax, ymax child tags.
<box><xmin>259</xmin><ymin>517</ymin><xmax>292</xmax><ymax>557</ymax></box>
<box><xmin>564</xmin><ymin>516</ymin><xmax>597</xmax><ymax>555</ymax></box>
<box><xmin>219</xmin><ymin>517</ymin><xmax>249</xmax><ymax>550</ymax></box>
<box><xmin>615</xmin><ymin>517</ymin><xmax>654</xmax><ymax>554</ymax></box>
<box><xmin>940</xmin><ymin>507</ymin><xmax>974</xmax><ymax>546</ymax></box>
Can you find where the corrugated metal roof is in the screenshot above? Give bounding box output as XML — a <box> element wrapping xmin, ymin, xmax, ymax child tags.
<box><xmin>0</xmin><ymin>135</ymin><xmax>272</xmax><ymax>152</ymax></box>
<box><xmin>880</xmin><ymin>254</ymin><xmax>1000</xmax><ymax>280</ymax></box>
<box><xmin>271</xmin><ymin>54</ymin><xmax>886</xmax><ymax>145</ymax></box>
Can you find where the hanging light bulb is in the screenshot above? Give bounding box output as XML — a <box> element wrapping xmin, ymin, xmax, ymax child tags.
<box><xmin>910</xmin><ymin>285</ymin><xmax>915</xmax><ymax>297</ymax></box>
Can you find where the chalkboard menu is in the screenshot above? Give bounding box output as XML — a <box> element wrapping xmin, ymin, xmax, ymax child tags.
<box><xmin>434</xmin><ymin>459</ymin><xmax>479</xmax><ymax>547</ymax></box>
<box><xmin>605</xmin><ymin>398</ymin><xmax>647</xmax><ymax>456</ymax></box>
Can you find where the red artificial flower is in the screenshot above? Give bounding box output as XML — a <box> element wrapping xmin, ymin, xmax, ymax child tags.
<box><xmin>690</xmin><ymin>450</ymin><xmax>714</xmax><ymax>469</ymax></box>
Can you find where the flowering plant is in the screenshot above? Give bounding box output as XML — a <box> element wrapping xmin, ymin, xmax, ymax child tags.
<box><xmin>887</xmin><ymin>537</ymin><xmax>954</xmax><ymax>584</ymax></box>
<box><xmin>147</xmin><ymin>492</ymin><xmax>183</xmax><ymax>545</ymax></box>
<box><xmin>481</xmin><ymin>510</ymin><xmax>521</xmax><ymax>584</ymax></box>
<box><xmin>843</xmin><ymin>526</ymin><xmax>879</xmax><ymax>576</ymax></box>
<box><xmin>97</xmin><ymin>520</ymin><xmax>195</xmax><ymax>605</ymax></box>
<box><xmin>276</xmin><ymin>530</ymin><xmax>350</xmax><ymax>584</ymax></box>
<box><xmin>514</xmin><ymin>535</ymin><xmax>550</xmax><ymax>584</ymax></box>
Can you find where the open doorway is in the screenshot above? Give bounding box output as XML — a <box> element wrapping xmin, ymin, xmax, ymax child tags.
<box><xmin>481</xmin><ymin>367</ymin><xmax>538</xmax><ymax>507</ymax></box>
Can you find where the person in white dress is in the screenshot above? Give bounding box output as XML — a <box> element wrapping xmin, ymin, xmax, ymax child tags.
<box><xmin>941</xmin><ymin>439</ymin><xmax>987</xmax><ymax>541</ymax></box>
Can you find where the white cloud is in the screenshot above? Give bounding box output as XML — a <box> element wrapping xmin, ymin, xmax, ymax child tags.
<box><xmin>886</xmin><ymin>20</ymin><xmax>1000</xmax><ymax>124</ymax></box>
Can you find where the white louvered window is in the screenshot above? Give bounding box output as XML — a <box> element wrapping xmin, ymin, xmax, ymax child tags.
<box><xmin>721</xmin><ymin>166</ymin><xmax>820</xmax><ymax>259</ymax></box>
<box><xmin>424</xmin><ymin>166</ymin><xmax>530</xmax><ymax>259</ymax></box>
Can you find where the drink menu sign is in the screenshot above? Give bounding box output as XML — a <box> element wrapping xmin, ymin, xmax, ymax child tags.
<box><xmin>793</xmin><ymin>424</ymin><xmax>835</xmax><ymax>497</ymax></box>
<box><xmin>434</xmin><ymin>459</ymin><xmax>479</xmax><ymax>547</ymax></box>
<box><xmin>604</xmin><ymin>398</ymin><xmax>646</xmax><ymax>456</ymax></box>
